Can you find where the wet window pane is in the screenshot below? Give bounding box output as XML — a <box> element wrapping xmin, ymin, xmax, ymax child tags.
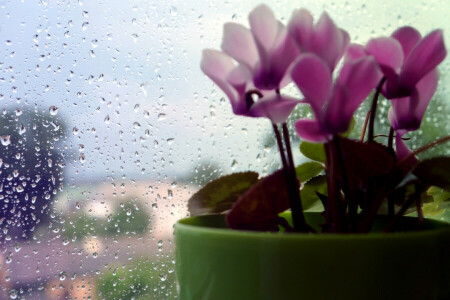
<box><xmin>0</xmin><ymin>0</ymin><xmax>449</xmax><ymax>299</ymax></box>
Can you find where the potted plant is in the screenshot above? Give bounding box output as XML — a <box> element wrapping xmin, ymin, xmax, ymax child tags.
<box><xmin>175</xmin><ymin>4</ymin><xmax>450</xmax><ymax>300</ymax></box>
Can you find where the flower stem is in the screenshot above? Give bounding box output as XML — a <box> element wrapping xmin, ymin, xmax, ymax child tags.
<box><xmin>360</xmin><ymin>110</ymin><xmax>371</xmax><ymax>141</ymax></box>
<box><xmin>397</xmin><ymin>135</ymin><xmax>450</xmax><ymax>167</ymax></box>
<box><xmin>282</xmin><ymin>123</ymin><xmax>309</xmax><ymax>232</ymax></box>
<box><xmin>333</xmin><ymin>136</ymin><xmax>355</xmax><ymax>232</ymax></box>
<box><xmin>368</xmin><ymin>77</ymin><xmax>386</xmax><ymax>142</ymax></box>
<box><xmin>387</xmin><ymin>126</ymin><xmax>394</xmax><ymax>151</ymax></box>
<box><xmin>383</xmin><ymin>185</ymin><xmax>424</xmax><ymax>232</ymax></box>
<box><xmin>272</xmin><ymin>123</ymin><xmax>288</xmax><ymax>170</ymax></box>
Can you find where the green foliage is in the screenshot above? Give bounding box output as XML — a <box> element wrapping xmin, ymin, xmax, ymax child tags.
<box><xmin>105</xmin><ymin>201</ymin><xmax>150</xmax><ymax>235</ymax></box>
<box><xmin>295</xmin><ymin>162</ymin><xmax>324</xmax><ymax>183</ymax></box>
<box><xmin>97</xmin><ymin>258</ymin><xmax>177</xmax><ymax>300</ymax></box>
<box><xmin>63</xmin><ymin>200</ymin><xmax>150</xmax><ymax>239</ymax></box>
<box><xmin>188</xmin><ymin>172</ymin><xmax>259</xmax><ymax>216</ymax></box>
<box><xmin>299</xmin><ymin>141</ymin><xmax>326</xmax><ymax>163</ymax></box>
<box><xmin>300</xmin><ymin>175</ymin><xmax>328</xmax><ymax>210</ymax></box>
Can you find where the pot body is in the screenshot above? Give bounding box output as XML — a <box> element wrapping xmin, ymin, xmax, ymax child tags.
<box><xmin>175</xmin><ymin>212</ymin><xmax>450</xmax><ymax>300</ymax></box>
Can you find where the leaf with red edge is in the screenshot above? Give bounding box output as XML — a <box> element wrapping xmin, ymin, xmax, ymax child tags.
<box><xmin>334</xmin><ymin>137</ymin><xmax>395</xmax><ymax>189</ymax></box>
<box><xmin>188</xmin><ymin>172</ymin><xmax>259</xmax><ymax>216</ymax></box>
<box><xmin>226</xmin><ymin>170</ymin><xmax>290</xmax><ymax>231</ymax></box>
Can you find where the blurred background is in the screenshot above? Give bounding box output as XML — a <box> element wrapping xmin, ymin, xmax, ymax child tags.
<box><xmin>0</xmin><ymin>0</ymin><xmax>449</xmax><ymax>299</ymax></box>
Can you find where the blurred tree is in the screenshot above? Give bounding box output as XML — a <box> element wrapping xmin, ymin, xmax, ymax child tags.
<box><xmin>0</xmin><ymin>107</ymin><xmax>67</xmax><ymax>240</ymax></box>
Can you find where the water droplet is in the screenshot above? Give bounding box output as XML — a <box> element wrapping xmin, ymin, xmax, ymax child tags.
<box><xmin>82</xmin><ymin>22</ymin><xmax>89</xmax><ymax>30</ymax></box>
<box><xmin>18</xmin><ymin>124</ymin><xmax>26</xmax><ymax>135</ymax></box>
<box><xmin>1</xmin><ymin>135</ymin><xmax>11</xmax><ymax>146</ymax></box>
<box><xmin>49</xmin><ymin>106</ymin><xmax>59</xmax><ymax>115</ymax></box>
<box><xmin>170</xmin><ymin>6</ymin><xmax>177</xmax><ymax>16</ymax></box>
<box><xmin>9</xmin><ymin>289</ymin><xmax>18</xmax><ymax>299</ymax></box>
<box><xmin>133</xmin><ymin>122</ymin><xmax>141</xmax><ymax>129</ymax></box>
<box><xmin>104</xmin><ymin>115</ymin><xmax>111</xmax><ymax>124</ymax></box>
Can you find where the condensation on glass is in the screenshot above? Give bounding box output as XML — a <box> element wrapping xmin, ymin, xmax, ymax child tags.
<box><xmin>0</xmin><ymin>0</ymin><xmax>448</xmax><ymax>299</ymax></box>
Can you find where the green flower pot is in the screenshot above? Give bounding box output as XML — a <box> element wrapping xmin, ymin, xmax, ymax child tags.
<box><xmin>175</xmin><ymin>212</ymin><xmax>450</xmax><ymax>300</ymax></box>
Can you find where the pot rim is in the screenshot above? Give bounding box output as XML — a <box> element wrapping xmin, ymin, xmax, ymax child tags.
<box><xmin>175</xmin><ymin>212</ymin><xmax>450</xmax><ymax>241</ymax></box>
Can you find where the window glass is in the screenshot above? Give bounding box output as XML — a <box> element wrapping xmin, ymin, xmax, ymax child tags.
<box><xmin>0</xmin><ymin>0</ymin><xmax>448</xmax><ymax>298</ymax></box>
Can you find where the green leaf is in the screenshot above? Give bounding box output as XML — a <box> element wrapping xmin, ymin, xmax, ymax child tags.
<box><xmin>295</xmin><ymin>162</ymin><xmax>324</xmax><ymax>183</ymax></box>
<box><xmin>299</xmin><ymin>141</ymin><xmax>326</xmax><ymax>163</ymax></box>
<box><xmin>188</xmin><ymin>172</ymin><xmax>259</xmax><ymax>216</ymax></box>
<box><xmin>300</xmin><ymin>175</ymin><xmax>328</xmax><ymax>210</ymax></box>
<box><xmin>427</xmin><ymin>186</ymin><xmax>450</xmax><ymax>203</ymax></box>
<box><xmin>413</xmin><ymin>157</ymin><xmax>450</xmax><ymax>191</ymax></box>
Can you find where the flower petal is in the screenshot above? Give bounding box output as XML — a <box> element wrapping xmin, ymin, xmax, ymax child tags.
<box><xmin>344</xmin><ymin>44</ymin><xmax>367</xmax><ymax>63</ymax></box>
<box><xmin>290</xmin><ymin>53</ymin><xmax>332</xmax><ymax>115</ymax></box>
<box><xmin>413</xmin><ymin>69</ymin><xmax>439</xmax><ymax>125</ymax></box>
<box><xmin>312</xmin><ymin>12</ymin><xmax>348</xmax><ymax>69</ymax></box>
<box><xmin>323</xmin><ymin>84</ymin><xmax>352</xmax><ymax>134</ymax></box>
<box><xmin>249</xmin><ymin>94</ymin><xmax>299</xmax><ymax>124</ymax></box>
<box><xmin>389</xmin><ymin>69</ymin><xmax>439</xmax><ymax>131</ymax></box>
<box><xmin>221</xmin><ymin>23</ymin><xmax>259</xmax><ymax>69</ymax></box>
<box><xmin>227</xmin><ymin>64</ymin><xmax>252</xmax><ymax>95</ymax></box>
<box><xmin>391</xmin><ymin>26</ymin><xmax>421</xmax><ymax>58</ymax></box>
<box><xmin>200</xmin><ymin>49</ymin><xmax>238</xmax><ymax>110</ymax></box>
<box><xmin>400</xmin><ymin>29</ymin><xmax>447</xmax><ymax>89</ymax></box>
<box><xmin>366</xmin><ymin>37</ymin><xmax>404</xmax><ymax>72</ymax></box>
<box><xmin>338</xmin><ymin>56</ymin><xmax>383</xmax><ymax>105</ymax></box>
<box><xmin>253</xmin><ymin>26</ymin><xmax>300</xmax><ymax>90</ymax></box>
<box><xmin>288</xmin><ymin>8</ymin><xmax>314</xmax><ymax>52</ymax></box>
<box><xmin>248</xmin><ymin>4</ymin><xmax>278</xmax><ymax>53</ymax></box>
<box><xmin>295</xmin><ymin>118</ymin><xmax>330</xmax><ymax>143</ymax></box>
<box><xmin>395</xmin><ymin>131</ymin><xmax>418</xmax><ymax>167</ymax></box>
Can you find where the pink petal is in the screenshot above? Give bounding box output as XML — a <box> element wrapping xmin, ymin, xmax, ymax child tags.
<box><xmin>413</xmin><ymin>69</ymin><xmax>439</xmax><ymax>125</ymax></box>
<box><xmin>249</xmin><ymin>94</ymin><xmax>300</xmax><ymax>124</ymax></box>
<box><xmin>288</xmin><ymin>8</ymin><xmax>314</xmax><ymax>52</ymax></box>
<box><xmin>366</xmin><ymin>37</ymin><xmax>404</xmax><ymax>72</ymax></box>
<box><xmin>295</xmin><ymin>118</ymin><xmax>330</xmax><ymax>143</ymax></box>
<box><xmin>390</xmin><ymin>69</ymin><xmax>439</xmax><ymax>131</ymax></box>
<box><xmin>400</xmin><ymin>30</ymin><xmax>447</xmax><ymax>89</ymax></box>
<box><xmin>312</xmin><ymin>12</ymin><xmax>347</xmax><ymax>69</ymax></box>
<box><xmin>338</xmin><ymin>56</ymin><xmax>383</xmax><ymax>105</ymax></box>
<box><xmin>221</xmin><ymin>23</ymin><xmax>258</xmax><ymax>69</ymax></box>
<box><xmin>395</xmin><ymin>131</ymin><xmax>417</xmax><ymax>167</ymax></box>
<box><xmin>391</xmin><ymin>26</ymin><xmax>421</xmax><ymax>58</ymax></box>
<box><xmin>344</xmin><ymin>44</ymin><xmax>367</xmax><ymax>63</ymax></box>
<box><xmin>337</xmin><ymin>29</ymin><xmax>350</xmax><ymax>63</ymax></box>
<box><xmin>227</xmin><ymin>64</ymin><xmax>252</xmax><ymax>95</ymax></box>
<box><xmin>200</xmin><ymin>49</ymin><xmax>238</xmax><ymax>108</ymax></box>
<box><xmin>290</xmin><ymin>53</ymin><xmax>332</xmax><ymax>115</ymax></box>
<box><xmin>253</xmin><ymin>27</ymin><xmax>300</xmax><ymax>90</ymax></box>
<box><xmin>323</xmin><ymin>84</ymin><xmax>351</xmax><ymax>134</ymax></box>
<box><xmin>248</xmin><ymin>4</ymin><xmax>278</xmax><ymax>54</ymax></box>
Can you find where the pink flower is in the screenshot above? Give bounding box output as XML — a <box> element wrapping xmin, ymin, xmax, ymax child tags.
<box><xmin>347</xmin><ymin>27</ymin><xmax>446</xmax><ymax>160</ymax></box>
<box><xmin>347</xmin><ymin>27</ymin><xmax>446</xmax><ymax>131</ymax></box>
<box><xmin>200</xmin><ymin>5</ymin><xmax>301</xmax><ymax>123</ymax></box>
<box><xmin>292</xmin><ymin>54</ymin><xmax>382</xmax><ymax>142</ymax></box>
<box><xmin>288</xmin><ymin>9</ymin><xmax>349</xmax><ymax>71</ymax></box>
<box><xmin>200</xmin><ymin>50</ymin><xmax>299</xmax><ymax>124</ymax></box>
<box><xmin>221</xmin><ymin>4</ymin><xmax>300</xmax><ymax>91</ymax></box>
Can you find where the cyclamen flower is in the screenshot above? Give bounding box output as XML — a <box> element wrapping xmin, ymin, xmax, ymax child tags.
<box><xmin>288</xmin><ymin>9</ymin><xmax>349</xmax><ymax>71</ymax></box>
<box><xmin>347</xmin><ymin>27</ymin><xmax>446</xmax><ymax>160</ymax></box>
<box><xmin>200</xmin><ymin>4</ymin><xmax>300</xmax><ymax>123</ymax></box>
<box><xmin>293</xmin><ymin>54</ymin><xmax>382</xmax><ymax>142</ymax></box>
<box><xmin>347</xmin><ymin>27</ymin><xmax>446</xmax><ymax>131</ymax></box>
